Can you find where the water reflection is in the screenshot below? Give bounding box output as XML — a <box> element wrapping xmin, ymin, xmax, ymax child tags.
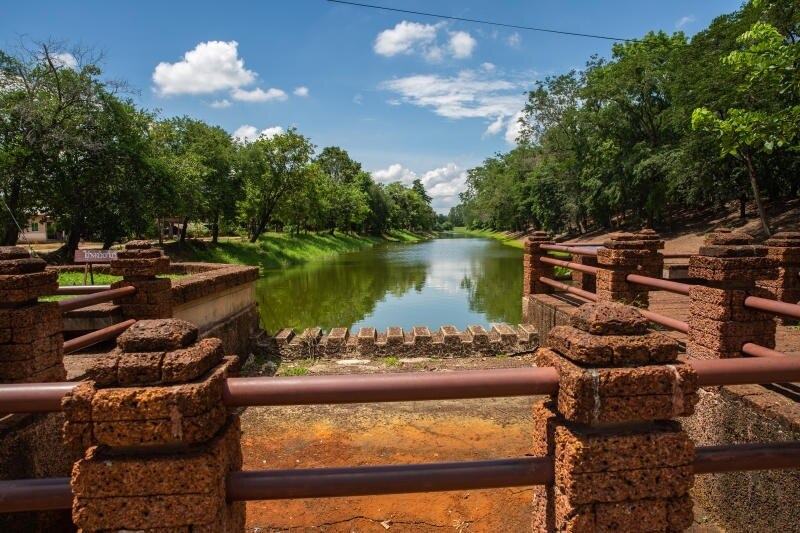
<box><xmin>255</xmin><ymin>235</ymin><xmax>523</xmax><ymax>332</ymax></box>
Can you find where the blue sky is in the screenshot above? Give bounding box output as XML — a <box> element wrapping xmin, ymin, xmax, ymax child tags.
<box><xmin>4</xmin><ymin>0</ymin><xmax>741</xmax><ymax>212</ymax></box>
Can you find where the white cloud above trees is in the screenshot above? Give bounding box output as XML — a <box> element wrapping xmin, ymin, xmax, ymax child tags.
<box><xmin>231</xmin><ymin>87</ymin><xmax>287</xmax><ymax>102</ymax></box>
<box><xmin>232</xmin><ymin>124</ymin><xmax>284</xmax><ymax>143</ymax></box>
<box><xmin>371</xmin><ymin>162</ymin><xmax>468</xmax><ymax>212</ymax></box>
<box><xmin>374</xmin><ymin>21</ymin><xmax>476</xmax><ymax>61</ymax></box>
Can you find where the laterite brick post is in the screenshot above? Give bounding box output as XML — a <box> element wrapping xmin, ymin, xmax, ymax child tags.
<box><xmin>524</xmin><ymin>231</ymin><xmax>555</xmax><ymax>296</ymax></box>
<box><xmin>533</xmin><ymin>302</ymin><xmax>698</xmax><ymax>532</ymax></box>
<box><xmin>757</xmin><ymin>231</ymin><xmax>800</xmax><ymax>325</ymax></box>
<box><xmin>62</xmin><ymin>319</ymin><xmax>243</xmax><ymax>531</ymax></box>
<box><xmin>595</xmin><ymin>230</ymin><xmax>664</xmax><ymax>306</ymax></box>
<box><xmin>687</xmin><ymin>231</ymin><xmax>778</xmax><ymax>360</ymax></box>
<box><xmin>570</xmin><ymin>254</ymin><xmax>597</xmax><ymax>293</ymax></box>
<box><xmin>0</xmin><ymin>247</ymin><xmax>66</xmax><ymax>384</ymax></box>
<box><xmin>110</xmin><ymin>240</ymin><xmax>172</xmax><ymax>319</ymax></box>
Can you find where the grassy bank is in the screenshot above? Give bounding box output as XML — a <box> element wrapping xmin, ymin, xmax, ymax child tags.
<box><xmin>164</xmin><ymin>230</ymin><xmax>431</xmax><ymax>272</ymax></box>
<box><xmin>452</xmin><ymin>227</ymin><xmax>525</xmax><ymax>249</ymax></box>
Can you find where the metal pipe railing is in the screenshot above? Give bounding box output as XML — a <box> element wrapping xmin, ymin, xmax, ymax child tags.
<box><xmin>222</xmin><ymin>367</ymin><xmax>561</xmax><ymax>407</ymax></box>
<box><xmin>58</xmin><ymin>286</ymin><xmax>136</xmax><ymax>313</ymax></box>
<box><xmin>228</xmin><ymin>456</ymin><xmax>554</xmax><ymax>501</ymax></box>
<box><xmin>625</xmin><ymin>274</ymin><xmax>691</xmax><ymax>296</ymax></box>
<box><xmin>63</xmin><ymin>319</ymin><xmax>136</xmax><ymax>354</ymax></box>
<box><xmin>539</xmin><ymin>256</ymin><xmax>599</xmax><ymax>275</ymax></box>
<box><xmin>54</xmin><ymin>285</ymin><xmax>112</xmax><ymax>295</ymax></box>
<box><xmin>741</xmin><ymin>343</ymin><xmax>788</xmax><ymax>358</ymax></box>
<box><xmin>4</xmin><ymin>357</ymin><xmax>800</xmax><ymax>414</ymax></box>
<box><xmin>639</xmin><ymin>309</ymin><xmax>690</xmax><ymax>333</ymax></box>
<box><xmin>541</xmin><ymin>244</ymin><xmax>598</xmax><ymax>257</ymax></box>
<box><xmin>3</xmin><ymin>441</ymin><xmax>800</xmax><ymax>512</ymax></box>
<box><xmin>744</xmin><ymin>296</ymin><xmax>800</xmax><ymax>321</ymax></box>
<box><xmin>538</xmin><ymin>276</ymin><xmax>598</xmax><ymax>302</ymax></box>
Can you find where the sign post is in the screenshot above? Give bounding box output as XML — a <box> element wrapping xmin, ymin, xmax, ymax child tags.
<box><xmin>74</xmin><ymin>250</ymin><xmax>118</xmax><ymax>285</ymax></box>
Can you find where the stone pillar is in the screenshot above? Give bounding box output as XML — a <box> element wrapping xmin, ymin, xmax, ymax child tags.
<box><xmin>596</xmin><ymin>230</ymin><xmax>664</xmax><ymax>306</ymax></box>
<box><xmin>62</xmin><ymin>319</ymin><xmax>244</xmax><ymax>531</ymax></box>
<box><xmin>687</xmin><ymin>231</ymin><xmax>778</xmax><ymax>360</ymax></box>
<box><xmin>110</xmin><ymin>240</ymin><xmax>172</xmax><ymax>319</ymax></box>
<box><xmin>0</xmin><ymin>247</ymin><xmax>65</xmax><ymax>383</ymax></box>
<box><xmin>570</xmin><ymin>254</ymin><xmax>597</xmax><ymax>293</ymax></box>
<box><xmin>524</xmin><ymin>231</ymin><xmax>555</xmax><ymax>296</ymax></box>
<box><xmin>532</xmin><ymin>302</ymin><xmax>697</xmax><ymax>532</ymax></box>
<box><xmin>757</xmin><ymin>231</ymin><xmax>800</xmax><ymax>325</ymax></box>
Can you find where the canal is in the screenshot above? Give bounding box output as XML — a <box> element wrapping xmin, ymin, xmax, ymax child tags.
<box><xmin>255</xmin><ymin>234</ymin><xmax>523</xmax><ymax>332</ymax></box>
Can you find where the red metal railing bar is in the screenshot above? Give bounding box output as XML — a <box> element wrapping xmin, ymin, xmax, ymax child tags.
<box><xmin>625</xmin><ymin>274</ymin><xmax>691</xmax><ymax>296</ymax></box>
<box><xmin>741</xmin><ymin>343</ymin><xmax>788</xmax><ymax>358</ymax></box>
<box><xmin>638</xmin><ymin>309</ymin><xmax>690</xmax><ymax>333</ymax></box>
<box><xmin>227</xmin><ymin>456</ymin><xmax>554</xmax><ymax>501</ymax></box>
<box><xmin>4</xmin><ymin>356</ymin><xmax>800</xmax><ymax>414</ymax></box>
<box><xmin>58</xmin><ymin>286</ymin><xmax>136</xmax><ymax>313</ymax></box>
<box><xmin>63</xmin><ymin>319</ymin><xmax>136</xmax><ymax>354</ymax></box>
<box><xmin>54</xmin><ymin>285</ymin><xmax>112</xmax><ymax>295</ymax></box>
<box><xmin>3</xmin><ymin>441</ymin><xmax>800</xmax><ymax>512</ymax></box>
<box><xmin>222</xmin><ymin>367</ymin><xmax>561</xmax><ymax>407</ymax></box>
<box><xmin>693</xmin><ymin>441</ymin><xmax>800</xmax><ymax>474</ymax></box>
<box><xmin>539</xmin><ymin>256</ymin><xmax>599</xmax><ymax>275</ymax></box>
<box><xmin>541</xmin><ymin>244</ymin><xmax>598</xmax><ymax>257</ymax></box>
<box><xmin>0</xmin><ymin>477</ymin><xmax>72</xmax><ymax>513</ymax></box>
<box><xmin>744</xmin><ymin>295</ymin><xmax>800</xmax><ymax>321</ymax></box>
<box><xmin>538</xmin><ymin>276</ymin><xmax>598</xmax><ymax>302</ymax></box>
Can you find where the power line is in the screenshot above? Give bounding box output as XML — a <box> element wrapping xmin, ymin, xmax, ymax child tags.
<box><xmin>326</xmin><ymin>0</ymin><xmax>640</xmax><ymax>43</ymax></box>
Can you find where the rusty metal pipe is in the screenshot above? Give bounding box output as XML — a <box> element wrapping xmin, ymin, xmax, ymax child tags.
<box><xmin>744</xmin><ymin>296</ymin><xmax>800</xmax><ymax>320</ymax></box>
<box><xmin>538</xmin><ymin>276</ymin><xmax>598</xmax><ymax>302</ymax></box>
<box><xmin>690</xmin><ymin>357</ymin><xmax>800</xmax><ymax>386</ymax></box>
<box><xmin>0</xmin><ymin>382</ymin><xmax>76</xmax><ymax>413</ymax></box>
<box><xmin>541</xmin><ymin>244</ymin><xmax>598</xmax><ymax>257</ymax></box>
<box><xmin>58</xmin><ymin>286</ymin><xmax>136</xmax><ymax>313</ymax></box>
<box><xmin>539</xmin><ymin>256</ymin><xmax>598</xmax><ymax>275</ymax></box>
<box><xmin>54</xmin><ymin>285</ymin><xmax>112</xmax><ymax>295</ymax></box>
<box><xmin>625</xmin><ymin>274</ymin><xmax>691</xmax><ymax>296</ymax></box>
<box><xmin>222</xmin><ymin>367</ymin><xmax>561</xmax><ymax>407</ymax></box>
<box><xmin>227</xmin><ymin>456</ymin><xmax>555</xmax><ymax>501</ymax></box>
<box><xmin>694</xmin><ymin>442</ymin><xmax>800</xmax><ymax>474</ymax></box>
<box><xmin>741</xmin><ymin>343</ymin><xmax>787</xmax><ymax>358</ymax></box>
<box><xmin>638</xmin><ymin>309</ymin><xmax>689</xmax><ymax>333</ymax></box>
<box><xmin>0</xmin><ymin>477</ymin><xmax>72</xmax><ymax>513</ymax></box>
<box><xmin>63</xmin><ymin>319</ymin><xmax>136</xmax><ymax>354</ymax></box>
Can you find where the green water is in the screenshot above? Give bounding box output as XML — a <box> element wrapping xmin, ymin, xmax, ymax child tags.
<box><xmin>255</xmin><ymin>234</ymin><xmax>523</xmax><ymax>333</ymax></box>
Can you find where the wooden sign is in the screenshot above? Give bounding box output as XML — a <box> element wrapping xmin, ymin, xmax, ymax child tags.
<box><xmin>73</xmin><ymin>249</ymin><xmax>118</xmax><ymax>263</ymax></box>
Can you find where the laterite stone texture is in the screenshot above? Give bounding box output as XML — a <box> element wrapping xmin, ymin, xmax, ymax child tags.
<box><xmin>596</xmin><ymin>230</ymin><xmax>664</xmax><ymax>306</ymax></box>
<box><xmin>524</xmin><ymin>231</ymin><xmax>556</xmax><ymax>296</ymax></box>
<box><xmin>757</xmin><ymin>231</ymin><xmax>800</xmax><ymax>324</ymax></box>
<box><xmin>63</xmin><ymin>318</ymin><xmax>244</xmax><ymax>531</ymax></box>
<box><xmin>110</xmin><ymin>241</ymin><xmax>172</xmax><ymax>319</ymax></box>
<box><xmin>533</xmin><ymin>302</ymin><xmax>696</xmax><ymax>532</ymax></box>
<box><xmin>0</xmin><ymin>247</ymin><xmax>65</xmax><ymax>384</ymax></box>
<box><xmin>687</xmin><ymin>232</ymin><xmax>778</xmax><ymax>359</ymax></box>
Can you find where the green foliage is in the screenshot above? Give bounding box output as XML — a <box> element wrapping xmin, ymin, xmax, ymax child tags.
<box><xmin>279</xmin><ymin>365</ymin><xmax>309</xmax><ymax>376</ymax></box>
<box><xmin>383</xmin><ymin>356</ymin><xmax>401</xmax><ymax>366</ymax></box>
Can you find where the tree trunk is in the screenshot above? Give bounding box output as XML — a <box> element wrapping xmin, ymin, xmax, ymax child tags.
<box><xmin>2</xmin><ymin>222</ymin><xmax>19</xmax><ymax>246</ymax></box>
<box><xmin>179</xmin><ymin>217</ymin><xmax>189</xmax><ymax>244</ymax></box>
<box><xmin>739</xmin><ymin>195</ymin><xmax>747</xmax><ymax>220</ymax></box>
<box><xmin>157</xmin><ymin>218</ymin><xmax>163</xmax><ymax>245</ymax></box>
<box><xmin>211</xmin><ymin>211</ymin><xmax>220</xmax><ymax>244</ymax></box>
<box><xmin>62</xmin><ymin>228</ymin><xmax>82</xmax><ymax>263</ymax></box>
<box><xmin>743</xmin><ymin>152</ymin><xmax>771</xmax><ymax>237</ymax></box>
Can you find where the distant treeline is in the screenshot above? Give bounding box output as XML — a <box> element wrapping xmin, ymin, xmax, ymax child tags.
<box><xmin>449</xmin><ymin>0</ymin><xmax>799</xmax><ymax>237</ymax></box>
<box><xmin>0</xmin><ymin>47</ymin><xmax>438</xmax><ymax>257</ymax></box>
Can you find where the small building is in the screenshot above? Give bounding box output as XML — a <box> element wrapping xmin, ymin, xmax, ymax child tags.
<box><xmin>18</xmin><ymin>215</ymin><xmax>62</xmax><ymax>243</ymax></box>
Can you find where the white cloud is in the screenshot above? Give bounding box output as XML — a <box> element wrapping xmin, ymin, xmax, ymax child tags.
<box><xmin>507</xmin><ymin>32</ymin><xmax>521</xmax><ymax>48</ymax></box>
<box><xmin>481</xmin><ymin>62</ymin><xmax>495</xmax><ymax>71</ymax></box>
<box><xmin>374</xmin><ymin>21</ymin><xmax>439</xmax><ymax>56</ymax></box>
<box><xmin>484</xmin><ymin>115</ymin><xmax>504</xmax><ymax>136</ymax></box>
<box><xmin>380</xmin><ymin>69</ymin><xmax>525</xmax><ymax>120</ymax></box>
<box><xmin>504</xmin><ymin>111</ymin><xmax>524</xmax><ymax>145</ymax></box>
<box><xmin>51</xmin><ymin>52</ymin><xmax>77</xmax><ymax>70</ymax></box>
<box><xmin>675</xmin><ymin>15</ymin><xmax>695</xmax><ymax>28</ymax></box>
<box><xmin>372</xmin><ymin>162</ymin><xmax>468</xmax><ymax>212</ymax></box>
<box><xmin>232</xmin><ymin>124</ymin><xmax>284</xmax><ymax>143</ymax></box>
<box><xmin>293</xmin><ymin>86</ymin><xmax>309</xmax><ymax>97</ymax></box>
<box><xmin>231</xmin><ymin>87</ymin><xmax>287</xmax><ymax>102</ymax></box>
<box><xmin>209</xmin><ymin>99</ymin><xmax>232</xmax><ymax>109</ymax></box>
<box><xmin>353</xmin><ymin>93</ymin><xmax>363</xmax><ymax>105</ymax></box>
<box><xmin>153</xmin><ymin>41</ymin><xmax>256</xmax><ymax>95</ymax></box>
<box><xmin>372</xmin><ymin>163</ymin><xmax>417</xmax><ymax>185</ymax></box>
<box><xmin>448</xmin><ymin>31</ymin><xmax>476</xmax><ymax>58</ymax></box>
